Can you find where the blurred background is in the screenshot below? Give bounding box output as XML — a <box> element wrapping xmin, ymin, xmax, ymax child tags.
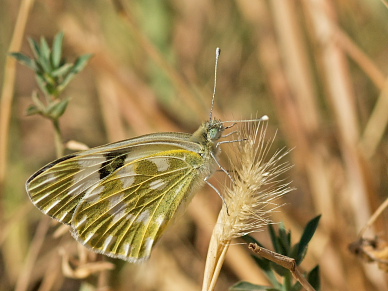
<box><xmin>1</xmin><ymin>0</ymin><xmax>388</xmax><ymax>290</ymax></box>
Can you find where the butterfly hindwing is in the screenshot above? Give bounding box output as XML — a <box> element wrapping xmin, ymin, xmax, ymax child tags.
<box><xmin>71</xmin><ymin>150</ymin><xmax>205</xmax><ymax>262</ymax></box>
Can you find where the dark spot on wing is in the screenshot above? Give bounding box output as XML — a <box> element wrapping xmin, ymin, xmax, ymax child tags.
<box><xmin>99</xmin><ymin>151</ymin><xmax>128</xmax><ymax>179</ymax></box>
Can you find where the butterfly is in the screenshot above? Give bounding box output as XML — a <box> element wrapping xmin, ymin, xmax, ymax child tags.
<box><xmin>26</xmin><ymin>48</ymin><xmax>266</xmax><ymax>262</ymax></box>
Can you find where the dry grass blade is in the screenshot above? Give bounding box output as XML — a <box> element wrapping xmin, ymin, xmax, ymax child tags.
<box><xmin>15</xmin><ymin>217</ymin><xmax>50</xmax><ymax>291</ymax></box>
<box><xmin>0</xmin><ymin>0</ymin><xmax>35</xmax><ymax>220</ymax></box>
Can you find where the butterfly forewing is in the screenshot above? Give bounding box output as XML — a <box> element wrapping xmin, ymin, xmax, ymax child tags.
<box><xmin>26</xmin><ymin>132</ymin><xmax>195</xmax><ymax>223</ymax></box>
<box><xmin>71</xmin><ymin>150</ymin><xmax>206</xmax><ymax>262</ymax></box>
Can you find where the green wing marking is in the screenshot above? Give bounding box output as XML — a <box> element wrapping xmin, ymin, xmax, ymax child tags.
<box><xmin>72</xmin><ymin>150</ymin><xmax>205</xmax><ymax>262</ymax></box>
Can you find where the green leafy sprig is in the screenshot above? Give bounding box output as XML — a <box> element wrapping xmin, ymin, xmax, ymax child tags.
<box><xmin>11</xmin><ymin>32</ymin><xmax>92</xmax><ymax>120</ymax></box>
<box><xmin>10</xmin><ymin>32</ymin><xmax>92</xmax><ymax>157</ymax></box>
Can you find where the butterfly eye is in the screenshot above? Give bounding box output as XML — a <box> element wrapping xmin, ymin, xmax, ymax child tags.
<box><xmin>209</xmin><ymin>127</ymin><xmax>221</xmax><ymax>141</ymax></box>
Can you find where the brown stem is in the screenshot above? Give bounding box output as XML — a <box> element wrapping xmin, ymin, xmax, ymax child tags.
<box><xmin>0</xmin><ymin>0</ymin><xmax>35</xmax><ymax>229</ymax></box>
<box><xmin>248</xmin><ymin>243</ymin><xmax>316</xmax><ymax>291</ymax></box>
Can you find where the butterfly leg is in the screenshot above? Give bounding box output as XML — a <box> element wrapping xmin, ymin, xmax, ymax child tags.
<box><xmin>210</xmin><ymin>152</ymin><xmax>235</xmax><ymax>183</ymax></box>
<box><xmin>221</xmin><ymin>130</ymin><xmax>238</xmax><ymax>138</ymax></box>
<box><xmin>224</xmin><ymin>122</ymin><xmax>237</xmax><ymax>130</ymax></box>
<box><xmin>204</xmin><ymin>176</ymin><xmax>230</xmax><ymax>215</ymax></box>
<box><xmin>216</xmin><ymin>138</ymin><xmax>247</xmax><ymax>147</ymax></box>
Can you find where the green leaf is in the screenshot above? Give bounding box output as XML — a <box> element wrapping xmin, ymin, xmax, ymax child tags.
<box><xmin>45</xmin><ymin>82</ymin><xmax>58</xmax><ymax>97</ymax></box>
<box><xmin>31</xmin><ymin>91</ymin><xmax>46</xmax><ymax>111</ymax></box>
<box><xmin>51</xmin><ymin>32</ymin><xmax>64</xmax><ymax>68</ymax></box>
<box><xmin>57</xmin><ymin>54</ymin><xmax>92</xmax><ymax>93</ymax></box>
<box><xmin>35</xmin><ymin>74</ymin><xmax>49</xmax><ymax>96</ymax></box>
<box><xmin>242</xmin><ymin>237</ymin><xmax>282</xmax><ymax>288</ymax></box>
<box><xmin>242</xmin><ymin>236</ymin><xmax>272</xmax><ymax>271</ymax></box>
<box><xmin>278</xmin><ymin>225</ymin><xmax>291</xmax><ymax>255</ymax></box>
<box><xmin>38</xmin><ymin>49</ymin><xmax>52</xmax><ymax>73</ymax></box>
<box><xmin>26</xmin><ymin>104</ymin><xmax>41</xmax><ymax>116</ymax></box>
<box><xmin>289</xmin><ymin>243</ymin><xmax>300</xmax><ymax>261</ymax></box>
<box><xmin>70</xmin><ymin>54</ymin><xmax>93</xmax><ymax>74</ymax></box>
<box><xmin>46</xmin><ymin>98</ymin><xmax>69</xmax><ymax>119</ymax></box>
<box><xmin>28</xmin><ymin>37</ymin><xmax>40</xmax><ymax>59</ymax></box>
<box><xmin>9</xmin><ymin>52</ymin><xmax>38</xmax><ymax>71</ymax></box>
<box><xmin>51</xmin><ymin>63</ymin><xmax>73</xmax><ymax>77</ymax></box>
<box><xmin>290</xmin><ymin>281</ymin><xmax>302</xmax><ymax>291</ymax></box>
<box><xmin>252</xmin><ymin>253</ymin><xmax>272</xmax><ymax>272</ymax></box>
<box><xmin>270</xmin><ymin>261</ymin><xmax>288</xmax><ymax>277</ymax></box>
<box><xmin>268</xmin><ymin>225</ymin><xmax>281</xmax><ymax>254</ymax></box>
<box><xmin>40</xmin><ymin>37</ymin><xmax>51</xmax><ymax>63</ymax></box>
<box><xmin>229</xmin><ymin>281</ymin><xmax>276</xmax><ymax>291</ymax></box>
<box><xmin>57</xmin><ymin>72</ymin><xmax>75</xmax><ymax>93</ymax></box>
<box><xmin>296</xmin><ymin>215</ymin><xmax>321</xmax><ymax>264</ymax></box>
<box><xmin>307</xmin><ymin>265</ymin><xmax>320</xmax><ymax>291</ymax></box>
<box><xmin>290</xmin><ymin>266</ymin><xmax>320</xmax><ymax>291</ymax></box>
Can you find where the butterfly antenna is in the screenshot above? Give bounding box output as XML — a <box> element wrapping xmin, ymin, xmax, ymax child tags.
<box><xmin>220</xmin><ymin>115</ymin><xmax>269</xmax><ymax>124</ymax></box>
<box><xmin>210</xmin><ymin>47</ymin><xmax>221</xmax><ymax>121</ymax></box>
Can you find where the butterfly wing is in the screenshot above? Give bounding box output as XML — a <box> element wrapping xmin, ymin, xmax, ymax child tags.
<box><xmin>26</xmin><ymin>132</ymin><xmax>203</xmax><ymax>224</ymax></box>
<box><xmin>71</xmin><ymin>149</ymin><xmax>208</xmax><ymax>262</ymax></box>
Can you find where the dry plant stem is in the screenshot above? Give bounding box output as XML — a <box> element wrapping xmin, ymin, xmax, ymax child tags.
<box><xmin>60</xmin><ymin>249</ymin><xmax>115</xmax><ymax>279</ymax></box>
<box><xmin>244</xmin><ymin>3</ymin><xmax>347</xmax><ymax>288</ymax></box>
<box><xmin>359</xmin><ymin>197</ymin><xmax>388</xmax><ymax>238</ymax></box>
<box><xmin>96</xmin><ymin>73</ymin><xmax>127</xmax><ymax>141</ymax></box>
<box><xmin>0</xmin><ymin>202</ymin><xmax>32</xmax><ymax>246</ymax></box>
<box><xmin>0</xmin><ymin>0</ymin><xmax>35</xmax><ymax>285</ymax></box>
<box><xmin>248</xmin><ymin>243</ymin><xmax>316</xmax><ymax>291</ymax></box>
<box><xmin>335</xmin><ymin>29</ymin><xmax>385</xmax><ymax>90</ymax></box>
<box><xmin>270</xmin><ymin>0</ymin><xmax>335</xmax><ymax>221</ymax></box>
<box><xmin>15</xmin><ymin>217</ymin><xmax>50</xmax><ymax>291</ymax></box>
<box><xmin>208</xmin><ymin>242</ymin><xmax>229</xmax><ymax>291</ymax></box>
<box><xmin>303</xmin><ymin>2</ymin><xmax>388</xmax><ymax>159</ymax></box>
<box><xmin>0</xmin><ymin>0</ymin><xmax>35</xmax><ymax>220</ymax></box>
<box><xmin>97</xmin><ymin>256</ymin><xmax>111</xmax><ymax>291</ymax></box>
<box><xmin>202</xmin><ymin>230</ymin><xmax>230</xmax><ymax>291</ymax></box>
<box><xmin>59</xmin><ymin>16</ymin><xmax>178</xmax><ymax>133</ymax></box>
<box><xmin>15</xmin><ymin>114</ymin><xmax>64</xmax><ymax>290</ymax></box>
<box><xmin>202</xmin><ymin>230</ymin><xmax>221</xmax><ymax>291</ymax></box>
<box><xmin>110</xmin><ymin>0</ymin><xmax>206</xmax><ymax>118</ymax></box>
<box><xmin>380</xmin><ymin>0</ymin><xmax>388</xmax><ymax>9</ymax></box>
<box><xmin>38</xmin><ymin>255</ymin><xmax>62</xmax><ymax>291</ymax></box>
<box><xmin>304</xmin><ymin>0</ymin><xmax>372</xmax><ymax>232</ymax></box>
<box><xmin>322</xmin><ymin>14</ymin><xmax>387</xmax><ymax>159</ymax></box>
<box><xmin>360</xmin><ymin>78</ymin><xmax>388</xmax><ymax>158</ymax></box>
<box><xmin>190</xmin><ymin>196</ymin><xmax>268</xmax><ymax>286</ymax></box>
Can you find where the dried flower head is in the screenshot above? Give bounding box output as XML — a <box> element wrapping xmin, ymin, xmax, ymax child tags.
<box><xmin>202</xmin><ymin>118</ymin><xmax>293</xmax><ymax>291</ymax></box>
<box><xmin>217</xmin><ymin>119</ymin><xmax>293</xmax><ymax>241</ymax></box>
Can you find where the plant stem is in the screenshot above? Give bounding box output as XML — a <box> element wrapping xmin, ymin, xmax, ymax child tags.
<box><xmin>0</xmin><ymin>0</ymin><xmax>35</xmax><ymax>227</ymax></box>
<box><xmin>208</xmin><ymin>241</ymin><xmax>229</xmax><ymax>291</ymax></box>
<box><xmin>52</xmin><ymin>119</ymin><xmax>64</xmax><ymax>158</ymax></box>
<box><xmin>249</xmin><ymin>243</ymin><xmax>316</xmax><ymax>291</ymax></box>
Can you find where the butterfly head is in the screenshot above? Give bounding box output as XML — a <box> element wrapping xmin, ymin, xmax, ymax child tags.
<box><xmin>190</xmin><ymin>118</ymin><xmax>225</xmax><ymax>145</ymax></box>
<box><xmin>206</xmin><ymin>119</ymin><xmax>225</xmax><ymax>141</ymax></box>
